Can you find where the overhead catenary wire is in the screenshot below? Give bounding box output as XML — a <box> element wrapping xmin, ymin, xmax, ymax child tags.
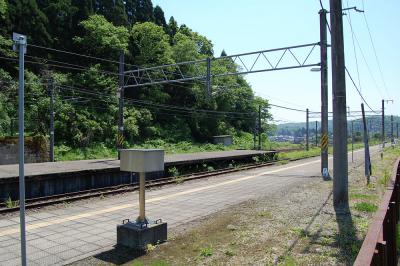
<box><xmin>318</xmin><ymin>0</ymin><xmax>381</xmax><ymax>115</ymax></box>
<box><xmin>361</xmin><ymin>0</ymin><xmax>391</xmax><ymax>99</ymax></box>
<box><xmin>57</xmin><ymin>84</ymin><xmax>256</xmax><ymax>116</ymax></box>
<box><xmin>27</xmin><ymin>43</ymin><xmax>210</xmax><ymax>85</ymax></box>
<box><xmin>0</xmin><ymin>54</ymin><xmax>204</xmax><ymax>90</ymax></box>
<box><xmin>345</xmin><ymin>0</ymin><xmax>362</xmax><ymax>94</ymax></box>
<box><xmin>0</xmin><ymin>78</ymin><xmax>261</xmax><ymax>119</ymax></box>
<box><xmin>345</xmin><ymin>67</ymin><xmax>379</xmax><ymax>114</ymax></box>
<box><xmin>28</xmin><ymin>43</ymin><xmax>138</xmax><ymax>68</ymax></box>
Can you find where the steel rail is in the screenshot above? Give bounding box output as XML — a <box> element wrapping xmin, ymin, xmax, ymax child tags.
<box><xmin>0</xmin><ymin>162</ymin><xmax>275</xmax><ymax>214</ymax></box>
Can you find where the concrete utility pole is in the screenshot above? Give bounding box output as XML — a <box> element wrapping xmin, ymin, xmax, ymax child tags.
<box><xmin>118</xmin><ymin>51</ymin><xmax>125</xmax><ymax>159</ymax></box>
<box><xmin>315</xmin><ymin>121</ymin><xmax>318</xmax><ymax>146</ymax></box>
<box><xmin>258</xmin><ymin>105</ymin><xmax>262</xmax><ymax>150</ymax></box>
<box><xmin>391</xmin><ymin>115</ymin><xmax>394</xmax><ymax>144</ymax></box>
<box><xmin>253</xmin><ymin>116</ymin><xmax>257</xmax><ymax>150</ymax></box>
<box><xmin>319</xmin><ymin>8</ymin><xmax>329</xmax><ymax>178</ymax></box>
<box><xmin>351</xmin><ymin>120</ymin><xmax>354</xmax><ymax>163</ymax></box>
<box><xmin>306</xmin><ymin>108</ymin><xmax>309</xmax><ymax>151</ymax></box>
<box><xmin>382</xmin><ymin>99</ymin><xmax>385</xmax><ymax>148</ymax></box>
<box><xmin>361</xmin><ymin>103</ymin><xmax>371</xmax><ymax>184</ymax></box>
<box><xmin>206</xmin><ymin>57</ymin><xmax>211</xmax><ymax>98</ymax></box>
<box><xmin>330</xmin><ymin>0</ymin><xmax>349</xmax><ymax>210</ymax></box>
<box><xmin>13</xmin><ymin>32</ymin><xmax>27</xmax><ymax>266</ymax></box>
<box><xmin>49</xmin><ymin>78</ymin><xmax>55</xmax><ymax>162</ymax></box>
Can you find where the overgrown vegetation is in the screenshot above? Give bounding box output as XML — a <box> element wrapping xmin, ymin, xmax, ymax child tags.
<box><xmin>0</xmin><ymin>0</ymin><xmax>271</xmax><ymax>155</ymax></box>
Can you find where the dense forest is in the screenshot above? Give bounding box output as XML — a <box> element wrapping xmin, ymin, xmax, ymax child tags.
<box><xmin>0</xmin><ymin>0</ymin><xmax>270</xmax><ymax>150</ymax></box>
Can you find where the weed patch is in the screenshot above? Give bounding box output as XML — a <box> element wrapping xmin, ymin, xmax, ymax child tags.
<box><xmin>199</xmin><ymin>245</ymin><xmax>213</xmax><ymax>257</ymax></box>
<box><xmin>354</xmin><ymin>202</ymin><xmax>378</xmax><ymax>213</ymax></box>
<box><xmin>5</xmin><ymin>197</ymin><xmax>19</xmax><ymax>208</ymax></box>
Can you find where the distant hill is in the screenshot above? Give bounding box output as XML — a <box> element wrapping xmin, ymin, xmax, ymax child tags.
<box><xmin>276</xmin><ymin>116</ymin><xmax>400</xmax><ymax>137</ymax></box>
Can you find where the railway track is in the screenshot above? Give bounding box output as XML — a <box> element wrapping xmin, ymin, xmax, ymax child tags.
<box><xmin>0</xmin><ymin>161</ymin><xmax>276</xmax><ymax>214</ymax></box>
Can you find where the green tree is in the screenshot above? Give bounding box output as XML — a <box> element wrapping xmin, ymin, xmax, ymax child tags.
<box><xmin>8</xmin><ymin>0</ymin><xmax>51</xmax><ymax>46</ymax></box>
<box><xmin>0</xmin><ymin>0</ymin><xmax>10</xmax><ymax>34</ymax></box>
<box><xmin>74</xmin><ymin>14</ymin><xmax>129</xmax><ymax>58</ymax></box>
<box><xmin>37</xmin><ymin>0</ymin><xmax>78</xmax><ymax>50</ymax></box>
<box><xmin>124</xmin><ymin>0</ymin><xmax>137</xmax><ymax>25</ymax></box>
<box><xmin>135</xmin><ymin>0</ymin><xmax>154</xmax><ymax>22</ymax></box>
<box><xmin>130</xmin><ymin>22</ymin><xmax>173</xmax><ymax>66</ymax></box>
<box><xmin>167</xmin><ymin>16</ymin><xmax>178</xmax><ymax>38</ymax></box>
<box><xmin>0</xmin><ymin>69</ymin><xmax>14</xmax><ymax>135</ymax></box>
<box><xmin>153</xmin><ymin>5</ymin><xmax>166</xmax><ymax>29</ymax></box>
<box><xmin>95</xmin><ymin>0</ymin><xmax>128</xmax><ymax>26</ymax></box>
<box><xmin>55</xmin><ymin>65</ymin><xmax>119</xmax><ymax>146</ymax></box>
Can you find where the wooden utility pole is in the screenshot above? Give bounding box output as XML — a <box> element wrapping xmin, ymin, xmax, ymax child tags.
<box><xmin>330</xmin><ymin>0</ymin><xmax>349</xmax><ymax>210</ymax></box>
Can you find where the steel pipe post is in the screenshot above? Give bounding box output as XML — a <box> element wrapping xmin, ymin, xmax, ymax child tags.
<box><xmin>13</xmin><ymin>32</ymin><xmax>27</xmax><ymax>266</ymax></box>
<box><xmin>138</xmin><ymin>172</ymin><xmax>146</xmax><ymax>223</ymax></box>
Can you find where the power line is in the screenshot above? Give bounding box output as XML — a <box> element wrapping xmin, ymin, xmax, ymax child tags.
<box><xmin>269</xmin><ymin>103</ymin><xmax>309</xmax><ymax>113</ymax></box>
<box><xmin>345</xmin><ymin>0</ymin><xmax>362</xmax><ymax>94</ymax></box>
<box><xmin>345</xmin><ymin>67</ymin><xmax>378</xmax><ymax>114</ymax></box>
<box><xmin>0</xmin><ymin>55</ymin><xmax>202</xmax><ymax>91</ymax></box>
<box><xmin>317</xmin><ymin>0</ymin><xmax>380</xmax><ymax>115</ymax></box>
<box><xmin>28</xmin><ymin>43</ymin><xmax>138</xmax><ymax>68</ymax></box>
<box><xmin>361</xmin><ymin>0</ymin><xmax>391</xmax><ymax>99</ymax></box>
<box><xmin>341</xmin><ymin>12</ymin><xmax>384</xmax><ymax>99</ymax></box>
<box><xmin>56</xmin><ymin>84</ymin><xmax>257</xmax><ymax>117</ymax></box>
<box><xmin>27</xmin><ymin>43</ymin><xmax>206</xmax><ymax>83</ymax></box>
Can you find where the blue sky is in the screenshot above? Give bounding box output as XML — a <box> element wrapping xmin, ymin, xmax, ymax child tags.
<box><xmin>152</xmin><ymin>0</ymin><xmax>400</xmax><ymax>123</ymax></box>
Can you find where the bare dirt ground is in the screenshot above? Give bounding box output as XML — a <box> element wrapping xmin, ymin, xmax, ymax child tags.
<box><xmin>71</xmin><ymin>147</ymin><xmax>399</xmax><ymax>266</ymax></box>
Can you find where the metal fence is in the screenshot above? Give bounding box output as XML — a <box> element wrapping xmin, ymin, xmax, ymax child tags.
<box><xmin>354</xmin><ymin>158</ymin><xmax>400</xmax><ymax>266</ymax></box>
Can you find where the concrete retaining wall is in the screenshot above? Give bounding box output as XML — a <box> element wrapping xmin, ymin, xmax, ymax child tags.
<box><xmin>0</xmin><ymin>136</ymin><xmax>49</xmax><ymax>165</ymax></box>
<box><xmin>0</xmin><ymin>170</ymin><xmax>164</xmax><ymax>201</ymax></box>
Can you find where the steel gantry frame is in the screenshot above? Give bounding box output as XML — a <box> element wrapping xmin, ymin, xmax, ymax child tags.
<box><xmin>123</xmin><ymin>42</ymin><xmax>321</xmax><ymax>91</ymax></box>
<box><xmin>119</xmin><ymin>41</ymin><xmax>324</xmax><ymax>174</ymax></box>
<box><xmin>120</xmin><ymin>25</ymin><xmax>326</xmax><ymax>177</ymax></box>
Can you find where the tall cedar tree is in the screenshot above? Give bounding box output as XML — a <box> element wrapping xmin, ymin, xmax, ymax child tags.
<box><xmin>8</xmin><ymin>0</ymin><xmax>51</xmax><ymax>46</ymax></box>
<box><xmin>135</xmin><ymin>0</ymin><xmax>154</xmax><ymax>22</ymax></box>
<box><xmin>95</xmin><ymin>0</ymin><xmax>128</xmax><ymax>26</ymax></box>
<box><xmin>37</xmin><ymin>0</ymin><xmax>78</xmax><ymax>50</ymax></box>
<box><xmin>153</xmin><ymin>5</ymin><xmax>167</xmax><ymax>30</ymax></box>
<box><xmin>167</xmin><ymin>16</ymin><xmax>178</xmax><ymax>38</ymax></box>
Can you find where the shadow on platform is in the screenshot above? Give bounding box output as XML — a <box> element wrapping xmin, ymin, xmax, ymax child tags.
<box><xmin>93</xmin><ymin>245</ymin><xmax>145</xmax><ymax>265</ymax></box>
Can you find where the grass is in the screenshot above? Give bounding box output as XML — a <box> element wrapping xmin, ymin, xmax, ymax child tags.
<box><xmin>199</xmin><ymin>245</ymin><xmax>213</xmax><ymax>257</ymax></box>
<box><xmin>5</xmin><ymin>196</ymin><xmax>19</xmax><ymax>208</ymax></box>
<box><xmin>53</xmin><ymin>133</ymin><xmax>377</xmax><ymax>162</ymax></box>
<box><xmin>349</xmin><ymin>193</ymin><xmax>378</xmax><ymax>200</ymax></box>
<box><xmin>53</xmin><ymin>132</ymin><xmax>304</xmax><ymax>162</ymax></box>
<box><xmin>279</xmin><ymin>147</ymin><xmax>320</xmax><ymax>161</ymax></box>
<box><xmin>353</xmin><ymin>202</ymin><xmax>378</xmax><ymax>213</ymax></box>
